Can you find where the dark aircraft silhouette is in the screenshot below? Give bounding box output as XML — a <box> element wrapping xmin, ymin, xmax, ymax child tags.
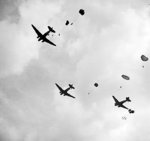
<box><xmin>55</xmin><ymin>83</ymin><xmax>75</xmax><ymax>98</ymax></box>
<box><xmin>112</xmin><ymin>96</ymin><xmax>135</xmax><ymax>114</ymax></box>
<box><xmin>31</xmin><ymin>24</ymin><xmax>56</xmax><ymax>46</ymax></box>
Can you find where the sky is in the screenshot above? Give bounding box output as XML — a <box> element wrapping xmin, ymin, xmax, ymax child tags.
<box><xmin>0</xmin><ymin>0</ymin><xmax>150</xmax><ymax>140</ymax></box>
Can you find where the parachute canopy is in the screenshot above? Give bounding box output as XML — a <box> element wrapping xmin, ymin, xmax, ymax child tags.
<box><xmin>65</xmin><ymin>20</ymin><xmax>69</xmax><ymax>26</ymax></box>
<box><xmin>79</xmin><ymin>9</ymin><xmax>85</xmax><ymax>15</ymax></box>
<box><xmin>141</xmin><ymin>55</ymin><xmax>148</xmax><ymax>61</ymax></box>
<box><xmin>94</xmin><ymin>83</ymin><xmax>98</xmax><ymax>87</ymax></box>
<box><xmin>121</xmin><ymin>75</ymin><xmax>130</xmax><ymax>80</ymax></box>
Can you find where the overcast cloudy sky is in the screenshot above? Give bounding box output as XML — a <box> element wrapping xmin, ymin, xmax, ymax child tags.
<box><xmin>0</xmin><ymin>0</ymin><xmax>150</xmax><ymax>140</ymax></box>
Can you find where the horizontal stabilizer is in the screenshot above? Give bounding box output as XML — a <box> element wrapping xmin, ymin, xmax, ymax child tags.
<box><xmin>126</xmin><ymin>97</ymin><xmax>131</xmax><ymax>102</ymax></box>
<box><xmin>48</xmin><ymin>26</ymin><xmax>56</xmax><ymax>33</ymax></box>
<box><xmin>69</xmin><ymin>84</ymin><xmax>75</xmax><ymax>89</ymax></box>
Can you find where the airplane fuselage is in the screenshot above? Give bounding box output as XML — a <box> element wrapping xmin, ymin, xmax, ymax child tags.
<box><xmin>57</xmin><ymin>87</ymin><xmax>69</xmax><ymax>96</ymax></box>
<box><xmin>37</xmin><ymin>34</ymin><xmax>49</xmax><ymax>41</ymax></box>
<box><xmin>115</xmin><ymin>103</ymin><xmax>122</xmax><ymax>107</ymax></box>
<box><xmin>61</xmin><ymin>89</ymin><xmax>70</xmax><ymax>96</ymax></box>
<box><xmin>115</xmin><ymin>99</ymin><xmax>128</xmax><ymax>106</ymax></box>
<box><xmin>115</xmin><ymin>101</ymin><xmax>126</xmax><ymax>107</ymax></box>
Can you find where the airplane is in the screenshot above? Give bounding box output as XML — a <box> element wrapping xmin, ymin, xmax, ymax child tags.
<box><xmin>31</xmin><ymin>24</ymin><xmax>56</xmax><ymax>46</ymax></box>
<box><xmin>55</xmin><ymin>83</ymin><xmax>75</xmax><ymax>98</ymax></box>
<box><xmin>112</xmin><ymin>96</ymin><xmax>135</xmax><ymax>114</ymax></box>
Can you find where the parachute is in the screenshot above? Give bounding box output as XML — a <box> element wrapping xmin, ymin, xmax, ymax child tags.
<box><xmin>121</xmin><ymin>75</ymin><xmax>130</xmax><ymax>80</ymax></box>
<box><xmin>79</xmin><ymin>9</ymin><xmax>85</xmax><ymax>15</ymax></box>
<box><xmin>94</xmin><ymin>83</ymin><xmax>98</xmax><ymax>87</ymax></box>
<box><xmin>65</xmin><ymin>20</ymin><xmax>69</xmax><ymax>26</ymax></box>
<box><xmin>129</xmin><ymin>109</ymin><xmax>135</xmax><ymax>114</ymax></box>
<box><xmin>141</xmin><ymin>55</ymin><xmax>148</xmax><ymax>61</ymax></box>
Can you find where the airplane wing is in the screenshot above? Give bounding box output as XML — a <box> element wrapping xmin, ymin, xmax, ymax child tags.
<box><xmin>55</xmin><ymin>83</ymin><xmax>63</xmax><ymax>93</ymax></box>
<box><xmin>43</xmin><ymin>37</ymin><xmax>56</xmax><ymax>46</ymax></box>
<box><xmin>31</xmin><ymin>24</ymin><xmax>42</xmax><ymax>37</ymax></box>
<box><xmin>112</xmin><ymin>96</ymin><xmax>119</xmax><ymax>103</ymax></box>
<box><xmin>65</xmin><ymin>92</ymin><xmax>75</xmax><ymax>99</ymax></box>
<box><xmin>120</xmin><ymin>105</ymin><xmax>128</xmax><ymax>110</ymax></box>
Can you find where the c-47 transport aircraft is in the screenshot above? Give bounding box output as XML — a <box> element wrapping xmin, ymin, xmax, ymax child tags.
<box><xmin>31</xmin><ymin>24</ymin><xmax>56</xmax><ymax>46</ymax></box>
<box><xmin>112</xmin><ymin>96</ymin><xmax>135</xmax><ymax>114</ymax></box>
<box><xmin>55</xmin><ymin>83</ymin><xmax>75</xmax><ymax>99</ymax></box>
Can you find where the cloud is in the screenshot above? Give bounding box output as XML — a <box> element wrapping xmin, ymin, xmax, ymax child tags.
<box><xmin>0</xmin><ymin>0</ymin><xmax>62</xmax><ymax>77</ymax></box>
<box><xmin>1</xmin><ymin>0</ymin><xmax>150</xmax><ymax>141</ymax></box>
<box><xmin>0</xmin><ymin>0</ymin><xmax>20</xmax><ymax>22</ymax></box>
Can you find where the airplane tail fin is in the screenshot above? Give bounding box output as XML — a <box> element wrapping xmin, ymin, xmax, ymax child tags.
<box><xmin>69</xmin><ymin>84</ymin><xmax>75</xmax><ymax>89</ymax></box>
<box><xmin>126</xmin><ymin>97</ymin><xmax>131</xmax><ymax>102</ymax></box>
<box><xmin>48</xmin><ymin>26</ymin><xmax>55</xmax><ymax>33</ymax></box>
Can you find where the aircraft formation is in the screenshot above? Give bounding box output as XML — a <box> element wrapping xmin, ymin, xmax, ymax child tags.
<box><xmin>55</xmin><ymin>83</ymin><xmax>135</xmax><ymax>114</ymax></box>
<box><xmin>31</xmin><ymin>8</ymin><xmax>150</xmax><ymax>117</ymax></box>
